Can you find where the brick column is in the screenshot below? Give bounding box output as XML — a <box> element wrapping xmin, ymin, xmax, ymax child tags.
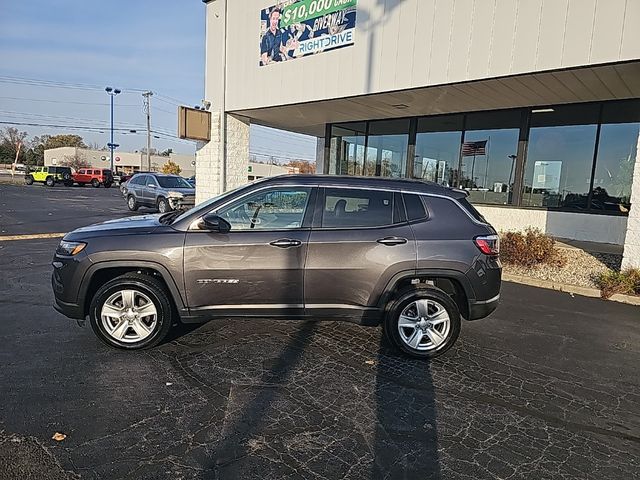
<box><xmin>622</xmin><ymin>131</ymin><xmax>640</xmax><ymax>269</ymax></box>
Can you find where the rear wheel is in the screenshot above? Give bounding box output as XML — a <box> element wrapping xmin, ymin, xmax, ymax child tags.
<box><xmin>89</xmin><ymin>273</ymin><xmax>174</xmax><ymax>350</ymax></box>
<box><xmin>127</xmin><ymin>195</ymin><xmax>139</xmax><ymax>211</ymax></box>
<box><xmin>64</xmin><ymin>181</ymin><xmax>73</xmax><ymax>187</ymax></box>
<box><xmin>91</xmin><ymin>179</ymin><xmax>100</xmax><ymax>188</ymax></box>
<box><xmin>385</xmin><ymin>288</ymin><xmax>461</xmax><ymax>359</ymax></box>
<box><xmin>24</xmin><ymin>175</ymin><xmax>34</xmax><ymax>185</ymax></box>
<box><xmin>157</xmin><ymin>197</ymin><xmax>171</xmax><ymax>214</ymax></box>
<box><xmin>45</xmin><ymin>176</ymin><xmax>55</xmax><ymax>187</ymax></box>
<box><xmin>104</xmin><ymin>182</ymin><xmax>112</xmax><ymax>188</ymax></box>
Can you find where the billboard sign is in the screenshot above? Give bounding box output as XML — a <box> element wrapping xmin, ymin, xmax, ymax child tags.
<box><xmin>260</xmin><ymin>0</ymin><xmax>357</xmax><ymax>66</ymax></box>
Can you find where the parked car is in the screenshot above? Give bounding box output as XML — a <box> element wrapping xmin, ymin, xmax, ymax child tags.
<box><xmin>73</xmin><ymin>168</ymin><xmax>114</xmax><ymax>188</ymax></box>
<box><xmin>119</xmin><ymin>171</ymin><xmax>152</xmax><ymax>195</ymax></box>
<box><xmin>124</xmin><ymin>173</ymin><xmax>196</xmax><ymax>213</ymax></box>
<box><xmin>186</xmin><ymin>175</ymin><xmax>196</xmax><ymax>187</ymax></box>
<box><xmin>25</xmin><ymin>166</ymin><xmax>73</xmax><ymax>187</ymax></box>
<box><xmin>52</xmin><ymin>175</ymin><xmax>501</xmax><ymax>358</ymax></box>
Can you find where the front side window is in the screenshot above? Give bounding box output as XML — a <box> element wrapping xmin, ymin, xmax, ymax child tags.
<box><xmin>217</xmin><ymin>187</ymin><xmax>311</xmax><ymax>231</ymax></box>
<box><xmin>322</xmin><ymin>188</ymin><xmax>394</xmax><ymax>228</ymax></box>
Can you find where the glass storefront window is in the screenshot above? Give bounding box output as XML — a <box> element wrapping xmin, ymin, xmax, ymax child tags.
<box><xmin>463</xmin><ymin>110</ymin><xmax>521</xmax><ymax>205</ymax></box>
<box><xmin>593</xmin><ymin>101</ymin><xmax>640</xmax><ymax>213</ymax></box>
<box><xmin>329</xmin><ymin>123</ymin><xmax>366</xmax><ymax>175</ymax></box>
<box><xmin>414</xmin><ymin>115</ymin><xmax>463</xmax><ymax>187</ymax></box>
<box><xmin>522</xmin><ymin>104</ymin><xmax>600</xmax><ymax>209</ymax></box>
<box><xmin>365</xmin><ymin>119</ymin><xmax>409</xmax><ymax>178</ymax></box>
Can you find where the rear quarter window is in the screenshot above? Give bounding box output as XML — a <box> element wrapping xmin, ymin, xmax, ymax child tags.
<box><xmin>403</xmin><ymin>194</ymin><xmax>428</xmax><ymax>221</ymax></box>
<box><xmin>457</xmin><ymin>198</ymin><xmax>487</xmax><ymax>224</ymax></box>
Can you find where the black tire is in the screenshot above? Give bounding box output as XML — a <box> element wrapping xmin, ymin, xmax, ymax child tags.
<box><xmin>91</xmin><ymin>179</ymin><xmax>100</xmax><ymax>188</ymax></box>
<box><xmin>62</xmin><ymin>172</ymin><xmax>72</xmax><ymax>182</ymax></box>
<box><xmin>64</xmin><ymin>181</ymin><xmax>73</xmax><ymax>187</ymax></box>
<box><xmin>45</xmin><ymin>176</ymin><xmax>55</xmax><ymax>187</ymax></box>
<box><xmin>384</xmin><ymin>287</ymin><xmax>461</xmax><ymax>359</ymax></box>
<box><xmin>89</xmin><ymin>273</ymin><xmax>174</xmax><ymax>350</ymax></box>
<box><xmin>24</xmin><ymin>175</ymin><xmax>34</xmax><ymax>185</ymax></box>
<box><xmin>127</xmin><ymin>195</ymin><xmax>139</xmax><ymax>211</ymax></box>
<box><xmin>157</xmin><ymin>197</ymin><xmax>171</xmax><ymax>214</ymax></box>
<box><xmin>104</xmin><ymin>182</ymin><xmax>112</xmax><ymax>189</ymax></box>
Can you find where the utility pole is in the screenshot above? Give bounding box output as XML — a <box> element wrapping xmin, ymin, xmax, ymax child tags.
<box><xmin>142</xmin><ymin>91</ymin><xmax>153</xmax><ymax>171</ymax></box>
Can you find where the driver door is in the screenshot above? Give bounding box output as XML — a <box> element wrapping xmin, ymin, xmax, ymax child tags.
<box><xmin>183</xmin><ymin>186</ymin><xmax>316</xmax><ymax>318</ymax></box>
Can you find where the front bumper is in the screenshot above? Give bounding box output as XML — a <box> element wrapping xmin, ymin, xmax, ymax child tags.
<box><xmin>468</xmin><ymin>294</ymin><xmax>500</xmax><ymax>320</ymax></box>
<box><xmin>169</xmin><ymin>197</ymin><xmax>195</xmax><ymax>210</ymax></box>
<box><xmin>52</xmin><ymin>271</ymin><xmax>84</xmax><ymax>319</ymax></box>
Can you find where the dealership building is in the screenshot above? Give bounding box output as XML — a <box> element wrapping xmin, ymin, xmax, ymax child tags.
<box><xmin>198</xmin><ymin>0</ymin><xmax>640</xmax><ymax>268</ymax></box>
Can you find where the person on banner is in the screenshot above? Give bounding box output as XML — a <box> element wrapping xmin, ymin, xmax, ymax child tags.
<box><xmin>260</xmin><ymin>8</ymin><xmax>287</xmax><ymax>65</ymax></box>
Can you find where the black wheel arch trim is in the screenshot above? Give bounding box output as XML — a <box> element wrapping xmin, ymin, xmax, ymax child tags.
<box><xmin>377</xmin><ymin>268</ymin><xmax>477</xmax><ymax>310</ymax></box>
<box><xmin>77</xmin><ymin>260</ymin><xmax>187</xmax><ymax>317</ymax></box>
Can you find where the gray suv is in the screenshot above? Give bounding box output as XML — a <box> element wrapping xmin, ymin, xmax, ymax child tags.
<box><xmin>52</xmin><ymin>175</ymin><xmax>501</xmax><ymax>358</ymax></box>
<box><xmin>124</xmin><ymin>173</ymin><xmax>195</xmax><ymax>213</ymax></box>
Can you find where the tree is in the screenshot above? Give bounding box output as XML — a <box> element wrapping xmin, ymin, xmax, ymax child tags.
<box><xmin>161</xmin><ymin>160</ymin><xmax>181</xmax><ymax>175</ymax></box>
<box><xmin>0</xmin><ymin>127</ymin><xmax>28</xmax><ymax>164</ymax></box>
<box><xmin>285</xmin><ymin>159</ymin><xmax>316</xmax><ymax>174</ymax></box>
<box><xmin>60</xmin><ymin>151</ymin><xmax>88</xmax><ymax>171</ymax></box>
<box><xmin>44</xmin><ymin>134</ymin><xmax>87</xmax><ymax>150</ymax></box>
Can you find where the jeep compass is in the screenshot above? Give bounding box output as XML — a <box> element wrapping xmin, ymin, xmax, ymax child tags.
<box><xmin>52</xmin><ymin>175</ymin><xmax>501</xmax><ymax>358</ymax></box>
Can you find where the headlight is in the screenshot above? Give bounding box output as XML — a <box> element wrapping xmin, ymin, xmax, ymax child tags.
<box><xmin>56</xmin><ymin>240</ymin><xmax>87</xmax><ymax>256</ymax></box>
<box><xmin>167</xmin><ymin>191</ymin><xmax>184</xmax><ymax>198</ymax></box>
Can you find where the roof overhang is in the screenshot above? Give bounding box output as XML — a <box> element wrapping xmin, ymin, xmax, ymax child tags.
<box><xmin>231</xmin><ymin>61</ymin><xmax>640</xmax><ymax>137</ymax></box>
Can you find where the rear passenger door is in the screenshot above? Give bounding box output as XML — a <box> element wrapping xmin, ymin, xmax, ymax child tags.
<box><xmin>304</xmin><ymin>187</ymin><xmax>416</xmax><ymax>323</ymax></box>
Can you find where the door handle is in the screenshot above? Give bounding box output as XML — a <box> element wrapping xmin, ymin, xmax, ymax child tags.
<box><xmin>377</xmin><ymin>236</ymin><xmax>408</xmax><ymax>246</ymax></box>
<box><xmin>269</xmin><ymin>239</ymin><xmax>302</xmax><ymax>248</ymax></box>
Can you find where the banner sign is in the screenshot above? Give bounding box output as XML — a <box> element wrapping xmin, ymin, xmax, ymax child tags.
<box><xmin>260</xmin><ymin>0</ymin><xmax>357</xmax><ymax>66</ymax></box>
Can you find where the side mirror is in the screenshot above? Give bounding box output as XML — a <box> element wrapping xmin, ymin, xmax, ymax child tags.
<box><xmin>201</xmin><ymin>213</ymin><xmax>231</xmax><ymax>233</ymax></box>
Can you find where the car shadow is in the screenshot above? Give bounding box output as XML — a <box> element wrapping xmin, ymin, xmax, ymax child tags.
<box><xmin>372</xmin><ymin>333</ymin><xmax>441</xmax><ymax>479</ymax></box>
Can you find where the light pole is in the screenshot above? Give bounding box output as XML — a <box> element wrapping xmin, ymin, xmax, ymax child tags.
<box><xmin>105</xmin><ymin>87</ymin><xmax>121</xmax><ymax>172</ymax></box>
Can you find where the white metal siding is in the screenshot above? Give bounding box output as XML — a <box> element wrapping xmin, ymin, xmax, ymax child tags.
<box><xmin>220</xmin><ymin>0</ymin><xmax>640</xmax><ymax>111</ymax></box>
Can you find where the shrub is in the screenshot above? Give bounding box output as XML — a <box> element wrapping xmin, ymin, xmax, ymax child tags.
<box><xmin>500</xmin><ymin>228</ymin><xmax>566</xmax><ymax>268</ymax></box>
<box><xmin>596</xmin><ymin>269</ymin><xmax>640</xmax><ymax>298</ymax></box>
<box><xmin>161</xmin><ymin>160</ymin><xmax>181</xmax><ymax>175</ymax></box>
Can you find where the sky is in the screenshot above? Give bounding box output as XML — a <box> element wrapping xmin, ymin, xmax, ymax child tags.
<box><xmin>0</xmin><ymin>0</ymin><xmax>317</xmax><ymax>162</ymax></box>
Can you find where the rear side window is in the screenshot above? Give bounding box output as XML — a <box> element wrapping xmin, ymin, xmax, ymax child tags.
<box><xmin>322</xmin><ymin>188</ymin><xmax>394</xmax><ymax>228</ymax></box>
<box><xmin>403</xmin><ymin>194</ymin><xmax>427</xmax><ymax>221</ymax></box>
<box><xmin>457</xmin><ymin>197</ymin><xmax>487</xmax><ymax>224</ymax></box>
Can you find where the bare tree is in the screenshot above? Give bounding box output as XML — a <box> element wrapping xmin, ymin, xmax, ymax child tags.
<box><xmin>60</xmin><ymin>151</ymin><xmax>89</xmax><ymax>171</ymax></box>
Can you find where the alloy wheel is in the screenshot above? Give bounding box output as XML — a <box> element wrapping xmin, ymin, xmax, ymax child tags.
<box><xmin>100</xmin><ymin>289</ymin><xmax>158</xmax><ymax>343</ymax></box>
<box><xmin>397</xmin><ymin>299</ymin><xmax>451</xmax><ymax>351</ymax></box>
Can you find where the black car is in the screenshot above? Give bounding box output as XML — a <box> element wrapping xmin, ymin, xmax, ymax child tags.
<box><xmin>52</xmin><ymin>175</ymin><xmax>501</xmax><ymax>358</ymax></box>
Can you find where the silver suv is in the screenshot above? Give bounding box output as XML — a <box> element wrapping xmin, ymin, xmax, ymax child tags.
<box><xmin>124</xmin><ymin>173</ymin><xmax>195</xmax><ymax>213</ymax></box>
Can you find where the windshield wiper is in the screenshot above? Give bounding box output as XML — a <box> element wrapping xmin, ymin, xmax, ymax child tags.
<box><xmin>159</xmin><ymin>210</ymin><xmax>183</xmax><ymax>225</ymax></box>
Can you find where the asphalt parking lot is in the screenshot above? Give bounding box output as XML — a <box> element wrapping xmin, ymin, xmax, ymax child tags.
<box><xmin>0</xmin><ymin>183</ymin><xmax>639</xmax><ymax>480</ymax></box>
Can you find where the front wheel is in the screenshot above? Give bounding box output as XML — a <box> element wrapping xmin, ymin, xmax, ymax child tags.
<box><xmin>24</xmin><ymin>176</ymin><xmax>34</xmax><ymax>185</ymax></box>
<box><xmin>104</xmin><ymin>182</ymin><xmax>112</xmax><ymax>189</ymax></box>
<box><xmin>127</xmin><ymin>195</ymin><xmax>138</xmax><ymax>211</ymax></box>
<box><xmin>45</xmin><ymin>176</ymin><xmax>55</xmax><ymax>187</ymax></box>
<box><xmin>89</xmin><ymin>273</ymin><xmax>174</xmax><ymax>350</ymax></box>
<box><xmin>91</xmin><ymin>179</ymin><xmax>100</xmax><ymax>188</ymax></box>
<box><xmin>157</xmin><ymin>197</ymin><xmax>171</xmax><ymax>214</ymax></box>
<box><xmin>385</xmin><ymin>288</ymin><xmax>461</xmax><ymax>359</ymax></box>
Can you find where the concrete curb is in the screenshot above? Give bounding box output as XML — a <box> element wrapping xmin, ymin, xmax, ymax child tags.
<box><xmin>503</xmin><ymin>273</ymin><xmax>640</xmax><ymax>306</ymax></box>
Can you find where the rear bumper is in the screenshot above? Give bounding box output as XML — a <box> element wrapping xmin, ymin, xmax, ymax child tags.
<box><xmin>468</xmin><ymin>294</ymin><xmax>500</xmax><ymax>320</ymax></box>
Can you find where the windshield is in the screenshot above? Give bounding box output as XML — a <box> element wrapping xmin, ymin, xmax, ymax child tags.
<box><xmin>156</xmin><ymin>176</ymin><xmax>192</xmax><ymax>189</ymax></box>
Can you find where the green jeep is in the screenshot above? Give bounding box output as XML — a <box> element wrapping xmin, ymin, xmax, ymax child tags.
<box><xmin>25</xmin><ymin>166</ymin><xmax>73</xmax><ymax>187</ymax></box>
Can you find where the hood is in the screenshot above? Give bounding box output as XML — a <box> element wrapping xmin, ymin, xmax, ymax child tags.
<box><xmin>63</xmin><ymin>214</ymin><xmax>162</xmax><ymax>240</ymax></box>
<box><xmin>165</xmin><ymin>187</ymin><xmax>196</xmax><ymax>196</ymax></box>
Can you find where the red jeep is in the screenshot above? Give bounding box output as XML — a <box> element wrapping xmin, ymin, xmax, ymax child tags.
<box><xmin>73</xmin><ymin>168</ymin><xmax>114</xmax><ymax>188</ymax></box>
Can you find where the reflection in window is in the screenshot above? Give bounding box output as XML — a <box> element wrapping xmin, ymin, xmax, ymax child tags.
<box><xmin>329</xmin><ymin>123</ymin><xmax>366</xmax><ymax>175</ymax></box>
<box><xmin>592</xmin><ymin>123</ymin><xmax>638</xmax><ymax>213</ymax></box>
<box><xmin>218</xmin><ymin>188</ymin><xmax>311</xmax><ymax>230</ymax></box>
<box><xmin>322</xmin><ymin>188</ymin><xmax>394</xmax><ymax>228</ymax></box>
<box><xmin>365</xmin><ymin>120</ymin><xmax>409</xmax><ymax>178</ymax></box>
<box><xmin>523</xmin><ymin>125</ymin><xmax>597</xmax><ymax>208</ymax></box>
<box><xmin>414</xmin><ymin>115</ymin><xmax>463</xmax><ymax>187</ymax></box>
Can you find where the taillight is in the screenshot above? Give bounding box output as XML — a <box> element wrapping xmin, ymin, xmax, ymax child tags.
<box><xmin>474</xmin><ymin>235</ymin><xmax>499</xmax><ymax>255</ymax></box>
